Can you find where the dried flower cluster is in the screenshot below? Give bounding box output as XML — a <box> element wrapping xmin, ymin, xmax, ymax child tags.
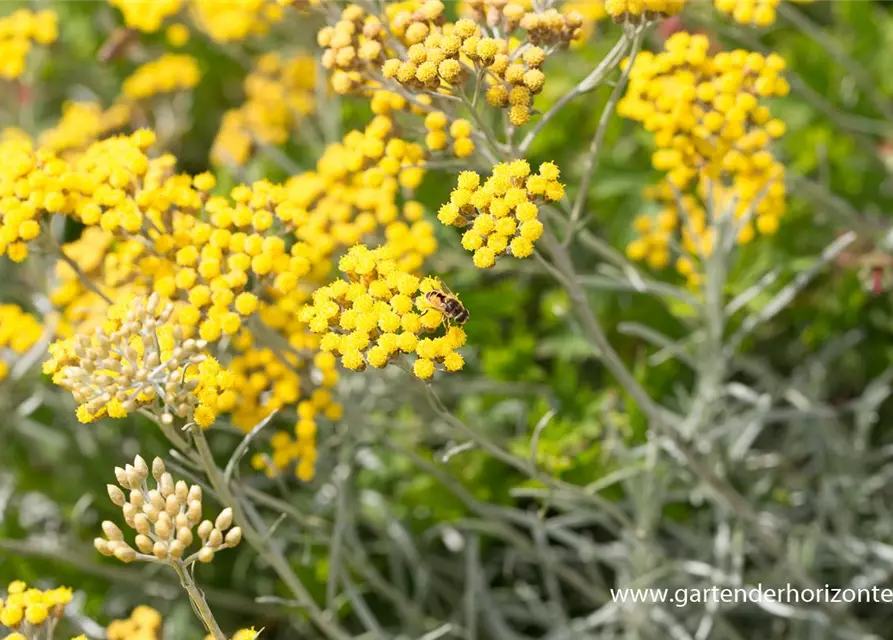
<box><xmin>95</xmin><ymin>455</ymin><xmax>243</xmax><ymax>565</ymax></box>
<box><xmin>438</xmin><ymin>161</ymin><xmax>563</xmax><ymax>268</ymax></box>
<box><xmin>0</xmin><ymin>9</ymin><xmax>57</xmax><ymax>79</ymax></box>
<box><xmin>318</xmin><ymin>4</ymin><xmax>387</xmax><ymax>95</ymax></box>
<box><xmin>301</xmin><ymin>245</ymin><xmax>467</xmax><ymax>380</ymax></box>
<box><xmin>0</xmin><ymin>581</ymin><xmax>76</xmax><ymax>638</ymax></box>
<box><xmin>619</xmin><ymin>33</ymin><xmax>788</xmax><ymax>282</ymax></box>
<box><xmin>212</xmin><ymin>52</ymin><xmax>316</xmax><ymax>166</ymax></box>
<box><xmin>379</xmin><ymin>1</ymin><xmax>580</xmax><ymax>126</ymax></box>
<box><xmin>45</xmin><ymin>294</ymin><xmax>232</xmax><ymax>427</ymax></box>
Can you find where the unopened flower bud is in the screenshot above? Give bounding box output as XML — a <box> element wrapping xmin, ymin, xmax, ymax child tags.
<box><xmin>156</xmin><ymin>514</ymin><xmax>172</xmax><ymax>540</ymax></box>
<box><xmin>114</xmin><ymin>545</ymin><xmax>137</xmax><ymax>563</ymax></box>
<box><xmin>160</xmin><ymin>473</ymin><xmax>174</xmax><ymax>498</ymax></box>
<box><xmin>133</xmin><ymin>455</ymin><xmax>149</xmax><ymax>479</ymax></box>
<box><xmin>148</xmin><ymin>490</ymin><xmax>165</xmax><ymax>511</ymax></box>
<box><xmin>224</xmin><ymin>527</ymin><xmax>242</xmax><ymax>548</ymax></box>
<box><xmin>152</xmin><ymin>457</ymin><xmax>166</xmax><ymax>481</ymax></box>
<box><xmin>125</xmin><ymin>466</ymin><xmax>141</xmax><ymax>489</ymax></box>
<box><xmin>102</xmin><ymin>521</ymin><xmax>123</xmax><ymax>540</ymax></box>
<box><xmin>215</xmin><ymin>508</ymin><xmax>233</xmax><ymax>531</ymax></box>
<box><xmin>144</xmin><ymin>504</ymin><xmax>160</xmax><ymax>523</ymax></box>
<box><xmin>153</xmin><ymin>541</ymin><xmax>169</xmax><ymax>560</ymax></box>
<box><xmin>114</xmin><ymin>467</ymin><xmax>128</xmax><ymax>487</ymax></box>
<box><xmin>197</xmin><ymin>520</ymin><xmax>213</xmax><ymax>541</ymax></box>
<box><xmin>208</xmin><ymin>528</ymin><xmax>223</xmax><ymax>548</ymax></box>
<box><xmin>107</xmin><ymin>485</ymin><xmax>126</xmax><ymax>507</ymax></box>
<box><xmin>135</xmin><ymin>534</ymin><xmax>154</xmax><ymax>554</ymax></box>
<box><xmin>187</xmin><ymin>485</ymin><xmax>202</xmax><ymax>503</ymax></box>
<box><xmin>134</xmin><ymin>513</ymin><xmax>151</xmax><ymax>535</ymax></box>
<box><xmin>129</xmin><ymin>490</ymin><xmax>145</xmax><ymax>508</ymax></box>
<box><xmin>187</xmin><ymin>501</ymin><xmax>202</xmax><ymax>524</ymax></box>
<box><xmin>198</xmin><ymin>547</ymin><xmax>214</xmax><ymax>563</ymax></box>
<box><xmin>175</xmin><ymin>513</ymin><xmax>189</xmax><ymax>529</ymax></box>
<box><xmin>94</xmin><ymin>538</ymin><xmax>113</xmax><ymax>556</ymax></box>
<box><xmin>122</xmin><ymin>503</ymin><xmax>137</xmax><ymax>523</ymax></box>
<box><xmin>169</xmin><ymin>540</ymin><xmax>185</xmax><ymax>559</ymax></box>
<box><xmin>175</xmin><ymin>480</ymin><xmax>188</xmax><ymax>502</ymax></box>
<box><xmin>177</xmin><ymin>527</ymin><xmax>194</xmax><ymax>547</ymax></box>
<box><xmin>165</xmin><ymin>494</ymin><xmax>180</xmax><ymax>516</ymax></box>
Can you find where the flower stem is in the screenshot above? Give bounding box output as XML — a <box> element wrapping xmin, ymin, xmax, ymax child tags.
<box><xmin>188</xmin><ymin>424</ymin><xmax>352</xmax><ymax>640</ymax></box>
<box><xmin>174</xmin><ymin>562</ymin><xmax>227</xmax><ymax>640</ymax></box>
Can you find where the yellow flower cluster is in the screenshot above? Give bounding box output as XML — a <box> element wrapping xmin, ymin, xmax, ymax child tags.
<box><xmin>423</xmin><ymin>111</ymin><xmax>475</xmax><ymax>158</ymax></box>
<box><xmin>0</xmin><ymin>129</ymin><xmax>163</xmax><ymax>262</ymax></box>
<box><xmin>301</xmin><ymin>245</ymin><xmax>467</xmax><ymax>380</ymax></box>
<box><xmin>7</xmin><ymin>123</ymin><xmax>421</xmax><ymax>480</ymax></box>
<box><xmin>212</xmin><ymin>52</ymin><xmax>316</xmax><ymax>166</ymax></box>
<box><xmin>618</xmin><ymin>33</ymin><xmax>788</xmax><ymax>281</ymax></box>
<box><xmin>714</xmin><ymin>0</ymin><xmax>779</xmax><ymax>27</ymax></box>
<box><xmin>107</xmin><ymin>605</ymin><xmax>163</xmax><ymax>640</ymax></box>
<box><xmin>0</xmin><ymin>581</ymin><xmax>72</xmax><ymax>633</ymax></box>
<box><xmin>108</xmin><ymin>0</ymin><xmax>286</xmax><ymax>42</ymax></box>
<box><xmin>318</xmin><ymin>4</ymin><xmax>387</xmax><ymax>95</ymax></box>
<box><xmin>0</xmin><ymin>304</ymin><xmax>42</xmax><ymax>381</ymax></box>
<box><xmin>228</xmin><ymin>343</ymin><xmax>340</xmax><ymax>481</ymax></box>
<box><xmin>605</xmin><ymin>0</ymin><xmax>685</xmax><ymax>23</ymax></box>
<box><xmin>282</xmin><ymin>114</ymin><xmax>436</xmax><ymax>273</ymax></box>
<box><xmin>45</xmin><ymin>294</ymin><xmax>233</xmax><ymax>427</ymax></box>
<box><xmin>731</xmin><ymin>0</ymin><xmax>821</xmax><ymax>25</ymax></box>
<box><xmin>109</xmin><ymin>0</ymin><xmax>182</xmax><ymax>32</ymax></box>
<box><xmin>38</xmin><ymin>101</ymin><xmax>132</xmax><ymax>156</ymax></box>
<box><xmin>0</xmin><ymin>9</ymin><xmax>57</xmax><ymax>79</ymax></box>
<box><xmin>191</xmin><ymin>0</ymin><xmax>285</xmax><ymax>43</ymax></box>
<box><xmin>437</xmin><ymin>161</ymin><xmax>563</xmax><ymax>268</ymax></box>
<box><xmin>122</xmin><ymin>54</ymin><xmax>201</xmax><ymax>101</ymax></box>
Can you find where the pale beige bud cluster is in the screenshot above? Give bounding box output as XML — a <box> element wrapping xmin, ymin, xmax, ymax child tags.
<box><xmin>55</xmin><ymin>293</ymin><xmax>210</xmax><ymax>424</ymax></box>
<box><xmin>95</xmin><ymin>455</ymin><xmax>242</xmax><ymax>566</ymax></box>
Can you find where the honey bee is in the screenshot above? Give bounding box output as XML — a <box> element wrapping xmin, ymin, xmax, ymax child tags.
<box><xmin>425</xmin><ymin>285</ymin><xmax>469</xmax><ymax>325</ymax></box>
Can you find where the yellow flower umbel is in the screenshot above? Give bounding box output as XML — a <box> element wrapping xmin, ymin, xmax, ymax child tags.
<box><xmin>437</xmin><ymin>160</ymin><xmax>564</xmax><ymax>268</ymax></box>
<box><xmin>618</xmin><ymin>33</ymin><xmax>788</xmax><ymax>284</ymax></box>
<box><xmin>122</xmin><ymin>54</ymin><xmax>201</xmax><ymax>101</ymax></box>
<box><xmin>605</xmin><ymin>0</ymin><xmax>685</xmax><ymax>23</ymax></box>
<box><xmin>0</xmin><ymin>304</ymin><xmax>42</xmax><ymax>382</ymax></box>
<box><xmin>301</xmin><ymin>245</ymin><xmax>467</xmax><ymax>381</ymax></box>
<box><xmin>0</xmin><ymin>129</ymin><xmax>165</xmax><ymax>263</ymax></box>
<box><xmin>212</xmin><ymin>52</ymin><xmax>316</xmax><ymax>166</ymax></box>
<box><xmin>107</xmin><ymin>605</ymin><xmax>163</xmax><ymax>640</ymax></box>
<box><xmin>95</xmin><ymin>455</ymin><xmax>243</xmax><ymax>564</ymax></box>
<box><xmin>0</xmin><ymin>9</ymin><xmax>57</xmax><ymax>79</ymax></box>
<box><xmin>46</xmin><ymin>294</ymin><xmax>232</xmax><ymax>427</ymax></box>
<box><xmin>0</xmin><ymin>580</ymin><xmax>73</xmax><ymax>635</ymax></box>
